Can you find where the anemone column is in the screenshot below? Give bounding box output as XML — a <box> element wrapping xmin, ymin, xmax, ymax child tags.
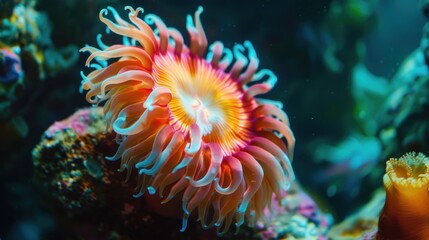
<box><xmin>377</xmin><ymin>152</ymin><xmax>429</xmax><ymax>240</ymax></box>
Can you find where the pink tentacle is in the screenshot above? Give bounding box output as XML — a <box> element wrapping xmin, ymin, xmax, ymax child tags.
<box><xmin>214</xmin><ymin>156</ymin><xmax>243</xmax><ymax>195</ymax></box>
<box><xmin>99</xmin><ymin>9</ymin><xmax>155</xmax><ymax>56</ymax></box>
<box><xmin>187</xmin><ymin>143</ymin><xmax>223</xmax><ymax>187</ymax></box>
<box><xmin>253</xmin><ymin>117</ymin><xmax>295</xmax><ymax>159</ymax></box>
<box><xmin>244</xmin><ymin>83</ymin><xmax>271</xmax><ymax>100</ymax></box>
<box><xmin>135</xmin><ymin>125</ymin><xmax>174</xmax><ymax>169</ymax></box>
<box><xmin>234</xmin><ymin>151</ymin><xmax>264</xmax><ymax>227</ymax></box>
<box><xmin>251</xmin><ymin>137</ymin><xmax>294</xmax><ymax>180</ymax></box>
<box><xmin>244</xmin><ymin>145</ymin><xmax>289</xmax><ymax>192</ymax></box>
<box><xmin>194</xmin><ymin>6</ymin><xmax>207</xmax><ymax>56</ymax></box>
<box><xmin>209</xmin><ymin>41</ymin><xmax>224</xmax><ymax>67</ymax></box>
<box><xmin>85</xmin><ymin>45</ymin><xmax>152</xmax><ymax>70</ymax></box>
<box><xmin>238</xmin><ymin>57</ymin><xmax>259</xmax><ymax>85</ymax></box>
<box><xmin>251</xmin><ymin>104</ymin><xmax>290</xmax><ymax>126</ymax></box>
<box><xmin>145</xmin><ymin>14</ymin><xmax>169</xmax><ymax>54</ymax></box>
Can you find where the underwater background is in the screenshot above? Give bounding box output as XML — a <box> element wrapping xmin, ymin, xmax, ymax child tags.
<box><xmin>1</xmin><ymin>0</ymin><xmax>428</xmax><ymax>239</ymax></box>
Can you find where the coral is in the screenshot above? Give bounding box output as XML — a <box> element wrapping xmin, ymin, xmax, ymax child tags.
<box><xmin>328</xmin><ymin>189</ymin><xmax>384</xmax><ymax>239</ymax></box>
<box><xmin>0</xmin><ymin>47</ymin><xmax>23</xmax><ymax>84</ymax></box>
<box><xmin>255</xmin><ymin>183</ymin><xmax>331</xmax><ymax>240</ymax></box>
<box><xmin>0</xmin><ymin>46</ymin><xmax>26</xmax><ymax>150</ymax></box>
<box><xmin>377</xmin><ymin>23</ymin><xmax>429</xmax><ymax>157</ymax></box>
<box><xmin>1</xmin><ymin>3</ymin><xmax>79</xmax><ymax>80</ymax></box>
<box><xmin>0</xmin><ymin>46</ymin><xmax>24</xmax><ymax>123</ymax></box>
<box><xmin>0</xmin><ymin>1</ymin><xmax>79</xmax><ymax>150</ymax></box>
<box><xmin>80</xmin><ymin>6</ymin><xmax>295</xmax><ymax>234</ymax></box>
<box><xmin>33</xmin><ymin>108</ymin><xmax>106</xmax><ymax>209</ymax></box>
<box><xmin>33</xmin><ymin>108</ymin><xmax>328</xmax><ymax>240</ymax></box>
<box><xmin>377</xmin><ymin>152</ymin><xmax>429</xmax><ymax>240</ymax></box>
<box><xmin>352</xmin><ymin>64</ymin><xmax>389</xmax><ymax>136</ymax></box>
<box><xmin>32</xmin><ymin>108</ymin><xmax>217</xmax><ymax>239</ymax></box>
<box><xmin>45</xmin><ymin>108</ymin><xmax>106</xmax><ymax>137</ymax></box>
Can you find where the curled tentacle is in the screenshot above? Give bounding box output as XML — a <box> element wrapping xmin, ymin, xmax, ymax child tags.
<box><xmin>187</xmin><ymin>143</ymin><xmax>223</xmax><ymax>187</ymax></box>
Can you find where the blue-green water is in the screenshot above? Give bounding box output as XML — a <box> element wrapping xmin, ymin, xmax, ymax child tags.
<box><xmin>0</xmin><ymin>0</ymin><xmax>427</xmax><ymax>239</ymax></box>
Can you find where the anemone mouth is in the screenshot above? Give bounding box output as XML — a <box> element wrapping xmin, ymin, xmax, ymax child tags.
<box><xmin>386</xmin><ymin>152</ymin><xmax>429</xmax><ymax>189</ymax></box>
<box><xmin>153</xmin><ymin>52</ymin><xmax>253</xmax><ymax>156</ymax></box>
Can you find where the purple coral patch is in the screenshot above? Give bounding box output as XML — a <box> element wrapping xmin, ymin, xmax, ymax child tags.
<box><xmin>0</xmin><ymin>48</ymin><xmax>22</xmax><ymax>84</ymax></box>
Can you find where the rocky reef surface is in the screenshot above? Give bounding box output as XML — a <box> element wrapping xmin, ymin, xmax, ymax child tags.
<box><xmin>32</xmin><ymin>108</ymin><xmax>331</xmax><ymax>240</ymax></box>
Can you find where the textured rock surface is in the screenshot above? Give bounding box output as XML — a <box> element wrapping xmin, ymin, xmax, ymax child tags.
<box><xmin>32</xmin><ymin>107</ymin><xmax>331</xmax><ymax>239</ymax></box>
<box><xmin>33</xmin><ymin>108</ymin><xmax>218</xmax><ymax>239</ymax></box>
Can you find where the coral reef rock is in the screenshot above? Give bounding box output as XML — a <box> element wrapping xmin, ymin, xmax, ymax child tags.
<box><xmin>33</xmin><ymin>107</ymin><xmax>331</xmax><ymax>239</ymax></box>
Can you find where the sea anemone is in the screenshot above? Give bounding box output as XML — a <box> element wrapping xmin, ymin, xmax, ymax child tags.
<box><xmin>377</xmin><ymin>152</ymin><xmax>429</xmax><ymax>240</ymax></box>
<box><xmin>80</xmin><ymin>5</ymin><xmax>295</xmax><ymax>234</ymax></box>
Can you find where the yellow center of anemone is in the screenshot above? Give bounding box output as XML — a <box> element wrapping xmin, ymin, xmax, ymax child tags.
<box><xmin>152</xmin><ymin>52</ymin><xmax>252</xmax><ymax>155</ymax></box>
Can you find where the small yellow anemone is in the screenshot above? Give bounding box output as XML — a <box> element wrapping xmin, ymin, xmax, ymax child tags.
<box><xmin>377</xmin><ymin>152</ymin><xmax>429</xmax><ymax>240</ymax></box>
